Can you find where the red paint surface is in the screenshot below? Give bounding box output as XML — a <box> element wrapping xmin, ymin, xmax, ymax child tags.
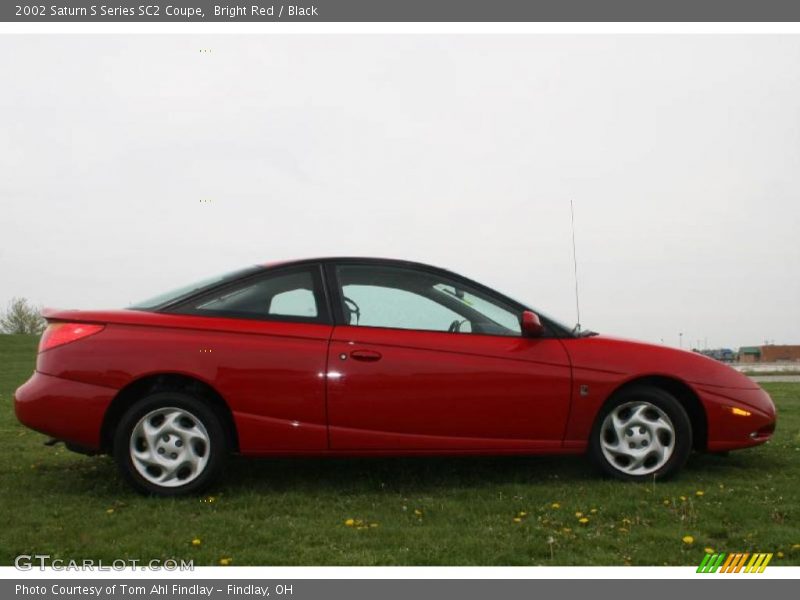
<box><xmin>14</xmin><ymin>262</ymin><xmax>776</xmax><ymax>459</ymax></box>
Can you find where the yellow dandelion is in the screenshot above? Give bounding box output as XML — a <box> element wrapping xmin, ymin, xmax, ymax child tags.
<box><xmin>777</xmin><ymin>551</ymin><xmax>784</xmax><ymax>558</ymax></box>
<box><xmin>513</xmin><ymin>517</ymin><xmax>522</xmax><ymax>523</ymax></box>
<box><xmin>218</xmin><ymin>557</ymin><xmax>232</xmax><ymax>566</ymax></box>
<box><xmin>518</xmin><ymin>511</ymin><xmax>528</xmax><ymax>517</ymax></box>
<box><xmin>680</xmin><ymin>496</ymin><xmax>687</xmax><ymax>502</ymax></box>
<box><xmin>414</xmin><ymin>509</ymin><xmax>423</xmax><ymax>516</ymax></box>
<box><xmin>704</xmin><ymin>547</ymin><xmax>714</xmax><ymax>554</ymax></box>
<box><xmin>106</xmin><ymin>508</ymin><xmax>114</xmax><ymax>514</ymax></box>
<box><xmin>682</xmin><ymin>535</ymin><xmax>694</xmax><ymax>545</ymax></box>
<box><xmin>663</xmin><ymin>499</ymin><xmax>670</xmax><ymax>506</ymax></box>
<box><xmin>344</xmin><ymin>518</ymin><xmax>355</xmax><ymax>527</ymax></box>
<box><xmin>192</xmin><ymin>538</ymin><xmax>202</xmax><ymax>547</ymax></box>
<box><xmin>590</xmin><ymin>508</ymin><xmax>597</xmax><ymax>514</ymax></box>
<box><xmin>696</xmin><ymin>491</ymin><xmax>705</xmax><ymax>497</ymax></box>
<box><xmin>575</xmin><ymin>511</ymin><xmax>583</xmax><ymax>518</ymax></box>
<box><xmin>792</xmin><ymin>544</ymin><xmax>800</xmax><ymax>550</ymax></box>
<box><xmin>551</xmin><ymin>503</ymin><xmax>561</xmax><ymax>509</ymax></box>
<box><xmin>578</xmin><ymin>517</ymin><xmax>589</xmax><ymax>525</ymax></box>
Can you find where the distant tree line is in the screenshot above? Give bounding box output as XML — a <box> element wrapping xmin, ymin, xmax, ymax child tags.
<box><xmin>0</xmin><ymin>297</ymin><xmax>46</xmax><ymax>334</ymax></box>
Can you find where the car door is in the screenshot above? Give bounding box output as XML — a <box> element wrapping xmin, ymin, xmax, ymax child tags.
<box><xmin>324</xmin><ymin>262</ymin><xmax>572</xmax><ymax>451</ymax></box>
<box><xmin>168</xmin><ymin>264</ymin><xmax>333</xmax><ymax>453</ymax></box>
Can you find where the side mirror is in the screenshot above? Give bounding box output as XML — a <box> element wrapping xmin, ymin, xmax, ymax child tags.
<box><xmin>521</xmin><ymin>310</ymin><xmax>545</xmax><ymax>337</ymax></box>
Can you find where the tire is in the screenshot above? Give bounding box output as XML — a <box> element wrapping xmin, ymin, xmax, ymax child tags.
<box><xmin>589</xmin><ymin>386</ymin><xmax>692</xmax><ymax>482</ymax></box>
<box><xmin>113</xmin><ymin>392</ymin><xmax>228</xmax><ymax>496</ymax></box>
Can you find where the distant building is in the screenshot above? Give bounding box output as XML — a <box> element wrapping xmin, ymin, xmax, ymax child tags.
<box><xmin>739</xmin><ymin>346</ymin><xmax>761</xmax><ymax>363</ymax></box>
<box><xmin>738</xmin><ymin>345</ymin><xmax>800</xmax><ymax>363</ymax></box>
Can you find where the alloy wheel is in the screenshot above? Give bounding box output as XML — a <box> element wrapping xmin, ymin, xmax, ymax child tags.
<box><xmin>129</xmin><ymin>407</ymin><xmax>210</xmax><ymax>487</ymax></box>
<box><xmin>599</xmin><ymin>401</ymin><xmax>675</xmax><ymax>476</ymax></box>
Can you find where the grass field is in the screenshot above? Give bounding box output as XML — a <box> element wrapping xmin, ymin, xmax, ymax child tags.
<box><xmin>1</xmin><ymin>334</ymin><xmax>798</xmax><ymax>566</ymax></box>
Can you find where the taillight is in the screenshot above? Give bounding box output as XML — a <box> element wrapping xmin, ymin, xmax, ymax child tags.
<box><xmin>39</xmin><ymin>322</ymin><xmax>105</xmax><ymax>352</ymax></box>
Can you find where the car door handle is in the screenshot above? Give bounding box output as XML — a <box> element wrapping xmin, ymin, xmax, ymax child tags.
<box><xmin>350</xmin><ymin>350</ymin><xmax>382</xmax><ymax>362</ymax></box>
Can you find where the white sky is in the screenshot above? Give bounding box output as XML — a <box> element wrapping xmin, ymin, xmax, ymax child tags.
<box><xmin>1</xmin><ymin>35</ymin><xmax>798</xmax><ymax>349</ymax></box>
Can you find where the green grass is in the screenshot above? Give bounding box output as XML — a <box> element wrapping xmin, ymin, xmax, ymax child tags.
<box><xmin>1</xmin><ymin>334</ymin><xmax>799</xmax><ymax>566</ymax></box>
<box><xmin>741</xmin><ymin>371</ymin><xmax>800</xmax><ymax>377</ymax></box>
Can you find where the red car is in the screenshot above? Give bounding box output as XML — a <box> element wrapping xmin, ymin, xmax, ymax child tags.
<box><xmin>14</xmin><ymin>258</ymin><xmax>776</xmax><ymax>495</ymax></box>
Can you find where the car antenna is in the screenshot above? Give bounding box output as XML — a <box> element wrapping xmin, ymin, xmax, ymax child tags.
<box><xmin>570</xmin><ymin>199</ymin><xmax>581</xmax><ymax>334</ymax></box>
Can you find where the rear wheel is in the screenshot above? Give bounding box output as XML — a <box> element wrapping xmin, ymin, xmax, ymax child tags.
<box><xmin>113</xmin><ymin>392</ymin><xmax>227</xmax><ymax>496</ymax></box>
<box><xmin>589</xmin><ymin>386</ymin><xmax>692</xmax><ymax>481</ymax></box>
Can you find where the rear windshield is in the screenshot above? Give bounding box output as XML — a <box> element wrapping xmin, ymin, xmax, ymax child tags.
<box><xmin>130</xmin><ymin>266</ymin><xmax>262</xmax><ymax>310</ymax></box>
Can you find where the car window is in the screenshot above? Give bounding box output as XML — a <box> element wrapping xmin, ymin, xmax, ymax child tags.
<box><xmin>342</xmin><ymin>284</ymin><xmax>469</xmax><ymax>332</ymax></box>
<box><xmin>269</xmin><ymin>289</ymin><xmax>318</xmax><ymax>317</ymax></box>
<box><xmin>335</xmin><ymin>264</ymin><xmax>520</xmax><ymax>336</ymax></box>
<box><xmin>131</xmin><ymin>266</ymin><xmax>262</xmax><ymax>310</ymax></box>
<box><xmin>432</xmin><ymin>283</ymin><xmax>520</xmax><ymax>333</ymax></box>
<box><xmin>187</xmin><ymin>269</ymin><xmax>321</xmax><ymax>320</ymax></box>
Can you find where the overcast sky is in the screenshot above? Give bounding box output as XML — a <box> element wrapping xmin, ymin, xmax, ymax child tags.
<box><xmin>1</xmin><ymin>35</ymin><xmax>799</xmax><ymax>349</ymax></box>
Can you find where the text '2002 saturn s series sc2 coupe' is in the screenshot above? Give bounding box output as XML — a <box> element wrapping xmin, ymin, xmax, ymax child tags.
<box><xmin>14</xmin><ymin>258</ymin><xmax>776</xmax><ymax>495</ymax></box>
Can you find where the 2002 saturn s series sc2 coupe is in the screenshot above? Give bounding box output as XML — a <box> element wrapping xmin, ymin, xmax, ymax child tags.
<box><xmin>14</xmin><ymin>258</ymin><xmax>776</xmax><ymax>495</ymax></box>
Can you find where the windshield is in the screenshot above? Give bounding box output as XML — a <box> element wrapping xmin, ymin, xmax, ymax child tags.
<box><xmin>543</xmin><ymin>311</ymin><xmax>584</xmax><ymax>336</ymax></box>
<box><xmin>433</xmin><ymin>280</ymin><xmax>579</xmax><ymax>338</ymax></box>
<box><xmin>130</xmin><ymin>266</ymin><xmax>262</xmax><ymax>310</ymax></box>
<box><xmin>431</xmin><ymin>283</ymin><xmax>521</xmax><ymax>334</ymax></box>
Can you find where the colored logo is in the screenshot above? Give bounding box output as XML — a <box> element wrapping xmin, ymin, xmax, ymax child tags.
<box><xmin>697</xmin><ymin>552</ymin><xmax>773</xmax><ymax>573</ymax></box>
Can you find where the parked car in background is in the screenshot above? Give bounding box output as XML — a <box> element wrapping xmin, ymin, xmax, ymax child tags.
<box><xmin>699</xmin><ymin>348</ymin><xmax>737</xmax><ymax>362</ymax></box>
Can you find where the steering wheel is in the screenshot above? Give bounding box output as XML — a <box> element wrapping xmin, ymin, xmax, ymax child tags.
<box><xmin>343</xmin><ymin>296</ymin><xmax>361</xmax><ymax>325</ymax></box>
<box><xmin>448</xmin><ymin>319</ymin><xmax>467</xmax><ymax>333</ymax></box>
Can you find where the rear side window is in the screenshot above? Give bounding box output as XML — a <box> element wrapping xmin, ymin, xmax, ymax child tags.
<box><xmin>131</xmin><ymin>266</ymin><xmax>262</xmax><ymax>310</ymax></box>
<box><xmin>268</xmin><ymin>288</ymin><xmax>318</xmax><ymax>317</ymax></box>
<box><xmin>176</xmin><ymin>267</ymin><xmax>327</xmax><ymax>323</ymax></box>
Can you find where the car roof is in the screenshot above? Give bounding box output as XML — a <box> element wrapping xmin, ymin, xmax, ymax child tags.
<box><xmin>263</xmin><ymin>256</ymin><xmax>451</xmax><ymax>272</ymax></box>
<box><xmin>256</xmin><ymin>257</ymin><xmax>572</xmax><ymax>337</ymax></box>
<box><xmin>259</xmin><ymin>256</ymin><xmax>532</xmax><ymax>312</ymax></box>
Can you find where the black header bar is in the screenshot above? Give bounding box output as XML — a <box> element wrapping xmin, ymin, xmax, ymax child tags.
<box><xmin>5</xmin><ymin>1</ymin><xmax>800</xmax><ymax>23</ymax></box>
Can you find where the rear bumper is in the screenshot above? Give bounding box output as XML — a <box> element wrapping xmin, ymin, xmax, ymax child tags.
<box><xmin>14</xmin><ymin>371</ymin><xmax>117</xmax><ymax>451</ymax></box>
<box><xmin>697</xmin><ymin>385</ymin><xmax>777</xmax><ymax>452</ymax></box>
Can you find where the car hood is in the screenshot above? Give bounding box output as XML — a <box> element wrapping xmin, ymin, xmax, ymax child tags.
<box><xmin>562</xmin><ymin>334</ymin><xmax>759</xmax><ymax>390</ymax></box>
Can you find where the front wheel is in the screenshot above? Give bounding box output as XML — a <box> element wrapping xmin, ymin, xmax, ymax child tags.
<box><xmin>589</xmin><ymin>386</ymin><xmax>692</xmax><ymax>481</ymax></box>
<box><xmin>113</xmin><ymin>392</ymin><xmax>228</xmax><ymax>496</ymax></box>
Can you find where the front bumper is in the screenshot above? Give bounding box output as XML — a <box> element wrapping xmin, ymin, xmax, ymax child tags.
<box><xmin>14</xmin><ymin>371</ymin><xmax>117</xmax><ymax>451</ymax></box>
<box><xmin>696</xmin><ymin>385</ymin><xmax>777</xmax><ymax>452</ymax></box>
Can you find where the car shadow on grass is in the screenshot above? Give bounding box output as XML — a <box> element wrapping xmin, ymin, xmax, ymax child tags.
<box><xmin>685</xmin><ymin>449</ymin><xmax>763</xmax><ymax>473</ymax></box>
<box><xmin>221</xmin><ymin>449</ymin><xmax>768</xmax><ymax>495</ymax></box>
<box><xmin>220</xmin><ymin>453</ymin><xmax>598</xmax><ymax>495</ymax></box>
<box><xmin>55</xmin><ymin>447</ymin><xmax>766</xmax><ymax>498</ymax></box>
<box><xmin>19</xmin><ymin>451</ymin><xmax>594</xmax><ymax>499</ymax></box>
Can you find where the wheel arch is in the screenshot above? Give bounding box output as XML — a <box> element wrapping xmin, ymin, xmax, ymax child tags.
<box><xmin>605</xmin><ymin>375</ymin><xmax>708</xmax><ymax>451</ymax></box>
<box><xmin>100</xmin><ymin>373</ymin><xmax>239</xmax><ymax>453</ymax></box>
